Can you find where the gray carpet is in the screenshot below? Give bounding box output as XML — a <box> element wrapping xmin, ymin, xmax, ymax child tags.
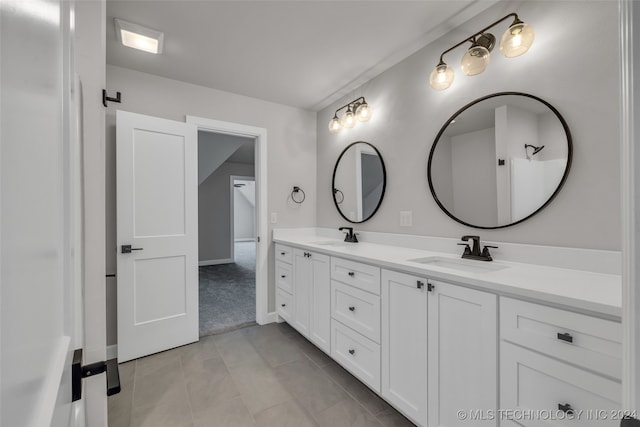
<box><xmin>199</xmin><ymin>241</ymin><xmax>256</xmax><ymax>337</ymax></box>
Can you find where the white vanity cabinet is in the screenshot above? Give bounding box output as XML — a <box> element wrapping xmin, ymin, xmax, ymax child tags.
<box><xmin>292</xmin><ymin>248</ymin><xmax>331</xmax><ymax>353</ymax></box>
<box><xmin>275</xmin><ymin>244</ymin><xmax>294</xmax><ymax>323</ymax></box>
<box><xmin>381</xmin><ymin>269</ymin><xmax>428</xmax><ymax>427</ymax></box>
<box><xmin>427</xmin><ymin>280</ymin><xmax>498</xmax><ymax>427</ymax></box>
<box><xmin>500</xmin><ymin>297</ymin><xmax>622</xmax><ymax>427</ymax></box>
<box><xmin>330</xmin><ymin>257</ymin><xmax>382</xmax><ymax>392</ymax></box>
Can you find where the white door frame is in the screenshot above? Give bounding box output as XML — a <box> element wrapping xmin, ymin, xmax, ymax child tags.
<box><xmin>186</xmin><ymin>116</ymin><xmax>269</xmax><ymax>325</ymax></box>
<box><xmin>620</xmin><ymin>0</ymin><xmax>640</xmax><ymax>415</ymax></box>
<box><xmin>230</xmin><ymin>176</ymin><xmax>256</xmax><ymax>261</ymax></box>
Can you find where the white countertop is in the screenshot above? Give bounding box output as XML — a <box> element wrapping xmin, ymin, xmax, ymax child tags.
<box><xmin>273</xmin><ymin>229</ymin><xmax>622</xmax><ymax>319</ymax></box>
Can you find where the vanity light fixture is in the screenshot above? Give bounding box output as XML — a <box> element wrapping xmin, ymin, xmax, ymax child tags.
<box><xmin>114</xmin><ymin>18</ymin><xmax>164</xmax><ymax>54</ymax></box>
<box><xmin>328</xmin><ymin>97</ymin><xmax>372</xmax><ymax>134</ymax></box>
<box><xmin>429</xmin><ymin>13</ymin><xmax>534</xmax><ymax>90</ymax></box>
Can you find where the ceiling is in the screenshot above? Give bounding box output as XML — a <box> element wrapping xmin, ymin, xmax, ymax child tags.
<box><xmin>106</xmin><ymin>1</ymin><xmax>498</xmax><ymax>111</ymax></box>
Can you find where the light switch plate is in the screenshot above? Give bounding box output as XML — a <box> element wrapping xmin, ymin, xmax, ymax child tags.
<box><xmin>400</xmin><ymin>211</ymin><xmax>413</xmax><ymax>227</ymax></box>
<box><xmin>271</xmin><ymin>212</ymin><xmax>278</xmax><ymax>224</ymax></box>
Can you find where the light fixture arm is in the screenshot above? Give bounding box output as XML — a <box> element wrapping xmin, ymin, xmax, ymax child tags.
<box><xmin>334</xmin><ymin>96</ymin><xmax>367</xmax><ymax>115</ymax></box>
<box><xmin>437</xmin><ymin>13</ymin><xmax>520</xmax><ymax>64</ymax></box>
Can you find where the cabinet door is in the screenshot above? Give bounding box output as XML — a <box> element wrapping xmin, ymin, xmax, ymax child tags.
<box><xmin>428</xmin><ymin>281</ymin><xmax>498</xmax><ymax>427</ymax></box>
<box><xmin>381</xmin><ymin>269</ymin><xmax>428</xmax><ymax>426</ymax></box>
<box><xmin>293</xmin><ymin>249</ymin><xmax>311</xmax><ymax>336</ymax></box>
<box><xmin>309</xmin><ymin>252</ymin><xmax>330</xmax><ymax>353</ymax></box>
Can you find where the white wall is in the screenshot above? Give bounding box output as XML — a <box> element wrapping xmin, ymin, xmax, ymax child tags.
<box><xmin>199</xmin><ymin>162</ymin><xmax>254</xmax><ymax>262</ymax></box>
<box><xmin>234</xmin><ymin>181</ymin><xmax>256</xmax><ymax>241</ymax></box>
<box><xmin>105</xmin><ymin>65</ymin><xmax>316</xmax><ymax>345</ymax></box>
<box><xmin>316</xmin><ymin>1</ymin><xmax>621</xmax><ymax>250</ymax></box>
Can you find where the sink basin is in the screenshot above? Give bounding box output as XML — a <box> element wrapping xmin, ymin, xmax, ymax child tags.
<box><xmin>407</xmin><ymin>256</ymin><xmax>509</xmax><ymax>273</ymax></box>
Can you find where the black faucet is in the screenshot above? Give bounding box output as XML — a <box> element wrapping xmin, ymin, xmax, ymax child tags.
<box><xmin>339</xmin><ymin>227</ymin><xmax>358</xmax><ymax>243</ymax></box>
<box><xmin>458</xmin><ymin>235</ymin><xmax>497</xmax><ymax>261</ymax></box>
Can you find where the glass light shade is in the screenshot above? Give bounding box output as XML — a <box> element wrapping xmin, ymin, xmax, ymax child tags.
<box><xmin>355</xmin><ymin>103</ymin><xmax>372</xmax><ymax>122</ymax></box>
<box><xmin>429</xmin><ymin>64</ymin><xmax>454</xmax><ymax>90</ymax></box>
<box><xmin>460</xmin><ymin>45</ymin><xmax>490</xmax><ymax>76</ymax></box>
<box><xmin>340</xmin><ymin>110</ymin><xmax>356</xmax><ymax>128</ymax></box>
<box><xmin>328</xmin><ymin>116</ymin><xmax>342</xmax><ymax>134</ymax></box>
<box><xmin>499</xmin><ymin>22</ymin><xmax>535</xmax><ymax>58</ymax></box>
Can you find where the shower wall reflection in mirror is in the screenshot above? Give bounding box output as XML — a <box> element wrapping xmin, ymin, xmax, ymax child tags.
<box><xmin>428</xmin><ymin>93</ymin><xmax>572</xmax><ymax>229</ymax></box>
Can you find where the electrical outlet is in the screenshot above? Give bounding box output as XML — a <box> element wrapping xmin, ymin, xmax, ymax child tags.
<box><xmin>271</xmin><ymin>212</ymin><xmax>278</xmax><ymax>224</ymax></box>
<box><xmin>400</xmin><ymin>211</ymin><xmax>413</xmax><ymax>227</ymax></box>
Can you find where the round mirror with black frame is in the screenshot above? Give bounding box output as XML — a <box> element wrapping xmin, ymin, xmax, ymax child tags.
<box><xmin>427</xmin><ymin>92</ymin><xmax>572</xmax><ymax>229</ymax></box>
<box><xmin>332</xmin><ymin>141</ymin><xmax>386</xmax><ymax>223</ymax></box>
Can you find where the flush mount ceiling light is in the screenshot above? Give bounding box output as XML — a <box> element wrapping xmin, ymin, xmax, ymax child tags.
<box><xmin>114</xmin><ymin>18</ymin><xmax>164</xmax><ymax>54</ymax></box>
<box><xmin>429</xmin><ymin>13</ymin><xmax>534</xmax><ymax>91</ymax></box>
<box><xmin>328</xmin><ymin>97</ymin><xmax>372</xmax><ymax>134</ymax></box>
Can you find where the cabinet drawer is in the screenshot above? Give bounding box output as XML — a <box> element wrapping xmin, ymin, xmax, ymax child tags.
<box><xmin>331</xmin><ymin>257</ymin><xmax>380</xmax><ymax>295</ymax></box>
<box><xmin>501</xmin><ymin>342</ymin><xmax>621</xmax><ymax>427</ymax></box>
<box><xmin>331</xmin><ymin>319</ymin><xmax>381</xmax><ymax>393</ymax></box>
<box><xmin>275</xmin><ymin>244</ymin><xmax>293</xmax><ymax>264</ymax></box>
<box><xmin>276</xmin><ymin>288</ymin><xmax>293</xmax><ymax>323</ymax></box>
<box><xmin>331</xmin><ymin>280</ymin><xmax>381</xmax><ymax>343</ymax></box>
<box><xmin>501</xmin><ymin>297</ymin><xmax>622</xmax><ymax>380</ymax></box>
<box><xmin>276</xmin><ymin>261</ymin><xmax>293</xmax><ymax>294</ymax></box>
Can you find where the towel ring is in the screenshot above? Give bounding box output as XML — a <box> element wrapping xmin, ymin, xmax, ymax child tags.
<box><xmin>333</xmin><ymin>188</ymin><xmax>344</xmax><ymax>204</ymax></box>
<box><xmin>291</xmin><ymin>186</ymin><xmax>306</xmax><ymax>204</ymax></box>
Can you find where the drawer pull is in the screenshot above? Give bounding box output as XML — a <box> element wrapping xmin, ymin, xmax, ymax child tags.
<box><xmin>557</xmin><ymin>332</ymin><xmax>574</xmax><ymax>343</ymax></box>
<box><xmin>281</xmin><ymin>275</ymin><xmax>286</xmax><ymax>278</ymax></box>
<box><xmin>558</xmin><ymin>403</ymin><xmax>574</xmax><ymax>415</ymax></box>
<box><xmin>281</xmin><ymin>303</ymin><xmax>286</xmax><ymax>307</ymax></box>
<box><xmin>348</xmin><ymin>349</ymin><xmax>355</xmax><ymax>355</ymax></box>
<box><xmin>417</xmin><ymin>281</ymin><xmax>424</xmax><ymax>289</ymax></box>
<box><xmin>348</xmin><ymin>271</ymin><xmax>355</xmax><ymax>277</ymax></box>
<box><xmin>348</xmin><ymin>306</ymin><xmax>356</xmax><ymax>312</ymax></box>
<box><xmin>280</xmin><ymin>252</ymin><xmax>286</xmax><ymax>255</ymax></box>
<box><xmin>427</xmin><ymin>282</ymin><xmax>435</xmax><ymax>292</ymax></box>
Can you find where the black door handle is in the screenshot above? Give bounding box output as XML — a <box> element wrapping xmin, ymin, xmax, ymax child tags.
<box><xmin>121</xmin><ymin>245</ymin><xmax>143</xmax><ymax>254</ymax></box>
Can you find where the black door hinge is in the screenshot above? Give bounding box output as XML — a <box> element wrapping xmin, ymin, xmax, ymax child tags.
<box><xmin>72</xmin><ymin>349</ymin><xmax>121</xmax><ymax>402</ymax></box>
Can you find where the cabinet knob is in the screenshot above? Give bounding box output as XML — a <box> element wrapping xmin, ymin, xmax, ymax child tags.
<box><xmin>427</xmin><ymin>282</ymin><xmax>435</xmax><ymax>292</ymax></box>
<box><xmin>348</xmin><ymin>349</ymin><xmax>355</xmax><ymax>355</ymax></box>
<box><xmin>348</xmin><ymin>271</ymin><xmax>355</xmax><ymax>277</ymax></box>
<box><xmin>558</xmin><ymin>403</ymin><xmax>574</xmax><ymax>415</ymax></box>
<box><xmin>281</xmin><ymin>252</ymin><xmax>286</xmax><ymax>255</ymax></box>
<box><xmin>348</xmin><ymin>306</ymin><xmax>355</xmax><ymax>312</ymax></box>
<box><xmin>557</xmin><ymin>332</ymin><xmax>573</xmax><ymax>343</ymax></box>
<box><xmin>417</xmin><ymin>281</ymin><xmax>424</xmax><ymax>289</ymax></box>
<box><xmin>281</xmin><ymin>275</ymin><xmax>286</xmax><ymax>278</ymax></box>
<box><xmin>281</xmin><ymin>303</ymin><xmax>286</xmax><ymax>307</ymax></box>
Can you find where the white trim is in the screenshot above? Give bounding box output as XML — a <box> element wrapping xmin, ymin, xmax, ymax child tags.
<box><xmin>265</xmin><ymin>311</ymin><xmax>279</xmax><ymax>324</ymax></box>
<box><xmin>199</xmin><ymin>258</ymin><xmax>233</xmax><ymax>267</ymax></box>
<box><xmin>620</xmin><ymin>0</ymin><xmax>639</xmax><ymax>412</ymax></box>
<box><xmin>186</xmin><ymin>116</ymin><xmax>269</xmax><ymax>325</ymax></box>
<box><xmin>106</xmin><ymin>344</ymin><xmax>118</xmax><ymax>361</ymax></box>
<box><xmin>235</xmin><ymin>238</ymin><xmax>256</xmax><ymax>242</ymax></box>
<box><xmin>230</xmin><ymin>175</ymin><xmax>255</xmax><ymax>262</ymax></box>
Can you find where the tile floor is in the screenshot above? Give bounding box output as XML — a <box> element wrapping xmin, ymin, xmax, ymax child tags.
<box><xmin>108</xmin><ymin>322</ymin><xmax>416</xmax><ymax>427</ymax></box>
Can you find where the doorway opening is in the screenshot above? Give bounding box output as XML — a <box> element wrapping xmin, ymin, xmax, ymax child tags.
<box><xmin>197</xmin><ymin>131</ymin><xmax>257</xmax><ymax>336</ymax></box>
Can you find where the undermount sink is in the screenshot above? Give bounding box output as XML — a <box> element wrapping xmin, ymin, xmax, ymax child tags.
<box><xmin>407</xmin><ymin>256</ymin><xmax>509</xmax><ymax>273</ymax></box>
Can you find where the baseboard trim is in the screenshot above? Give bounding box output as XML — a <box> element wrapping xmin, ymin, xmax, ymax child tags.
<box><xmin>107</xmin><ymin>345</ymin><xmax>118</xmax><ymax>360</ymax></box>
<box><xmin>261</xmin><ymin>311</ymin><xmax>279</xmax><ymax>325</ymax></box>
<box><xmin>199</xmin><ymin>258</ymin><xmax>233</xmax><ymax>266</ymax></box>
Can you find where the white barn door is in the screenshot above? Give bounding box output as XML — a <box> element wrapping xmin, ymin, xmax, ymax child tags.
<box><xmin>116</xmin><ymin>111</ymin><xmax>199</xmax><ymax>362</ymax></box>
